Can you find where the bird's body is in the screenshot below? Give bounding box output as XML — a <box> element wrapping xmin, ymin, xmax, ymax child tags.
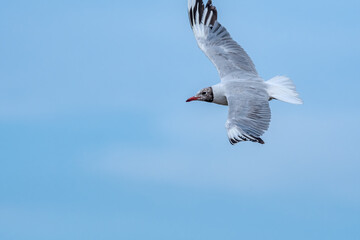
<box><xmin>186</xmin><ymin>0</ymin><xmax>302</xmax><ymax>145</ymax></box>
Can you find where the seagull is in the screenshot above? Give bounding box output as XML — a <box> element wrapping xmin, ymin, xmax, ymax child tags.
<box><xmin>186</xmin><ymin>0</ymin><xmax>303</xmax><ymax>145</ymax></box>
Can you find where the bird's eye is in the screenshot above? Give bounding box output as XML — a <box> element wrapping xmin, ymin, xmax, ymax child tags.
<box><xmin>202</xmin><ymin>92</ymin><xmax>206</xmax><ymax>95</ymax></box>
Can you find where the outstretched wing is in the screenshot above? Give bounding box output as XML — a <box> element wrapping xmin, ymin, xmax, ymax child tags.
<box><xmin>225</xmin><ymin>84</ymin><xmax>271</xmax><ymax>145</ymax></box>
<box><xmin>188</xmin><ymin>0</ymin><xmax>258</xmax><ymax>78</ymax></box>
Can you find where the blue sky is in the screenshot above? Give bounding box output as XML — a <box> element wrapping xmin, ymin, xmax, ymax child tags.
<box><xmin>1</xmin><ymin>0</ymin><xmax>359</xmax><ymax>239</ymax></box>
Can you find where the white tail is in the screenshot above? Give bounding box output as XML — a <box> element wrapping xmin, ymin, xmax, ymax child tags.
<box><xmin>265</xmin><ymin>76</ymin><xmax>303</xmax><ymax>104</ymax></box>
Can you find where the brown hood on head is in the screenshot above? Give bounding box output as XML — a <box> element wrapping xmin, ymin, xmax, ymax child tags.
<box><xmin>186</xmin><ymin>87</ymin><xmax>214</xmax><ymax>103</ymax></box>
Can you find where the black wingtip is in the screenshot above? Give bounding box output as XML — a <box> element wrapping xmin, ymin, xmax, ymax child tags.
<box><xmin>228</xmin><ymin>136</ymin><xmax>265</xmax><ymax>145</ymax></box>
<box><xmin>205</xmin><ymin>0</ymin><xmax>217</xmax><ymax>26</ymax></box>
<box><xmin>189</xmin><ymin>8</ymin><xmax>194</xmax><ymax>27</ymax></box>
<box><xmin>229</xmin><ymin>139</ymin><xmax>237</xmax><ymax>145</ymax></box>
<box><xmin>250</xmin><ymin>135</ymin><xmax>265</xmax><ymax>144</ymax></box>
<box><xmin>189</xmin><ymin>0</ymin><xmax>217</xmax><ymax>28</ymax></box>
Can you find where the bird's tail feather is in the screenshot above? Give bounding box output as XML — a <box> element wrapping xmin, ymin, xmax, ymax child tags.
<box><xmin>265</xmin><ymin>76</ymin><xmax>303</xmax><ymax>104</ymax></box>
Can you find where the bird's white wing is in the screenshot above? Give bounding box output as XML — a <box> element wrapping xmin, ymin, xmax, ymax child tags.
<box><xmin>225</xmin><ymin>83</ymin><xmax>271</xmax><ymax>145</ymax></box>
<box><xmin>188</xmin><ymin>0</ymin><xmax>258</xmax><ymax>79</ymax></box>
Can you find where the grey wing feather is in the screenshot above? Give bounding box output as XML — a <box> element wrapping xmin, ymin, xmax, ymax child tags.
<box><xmin>188</xmin><ymin>0</ymin><xmax>258</xmax><ymax>78</ymax></box>
<box><xmin>225</xmin><ymin>83</ymin><xmax>271</xmax><ymax>145</ymax></box>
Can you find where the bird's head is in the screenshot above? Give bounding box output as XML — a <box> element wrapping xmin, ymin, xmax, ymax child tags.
<box><xmin>186</xmin><ymin>87</ymin><xmax>214</xmax><ymax>103</ymax></box>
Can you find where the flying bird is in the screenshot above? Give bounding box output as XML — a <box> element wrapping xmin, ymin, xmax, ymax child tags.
<box><xmin>186</xmin><ymin>0</ymin><xmax>303</xmax><ymax>145</ymax></box>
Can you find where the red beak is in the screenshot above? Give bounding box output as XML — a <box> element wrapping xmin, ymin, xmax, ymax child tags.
<box><xmin>186</xmin><ymin>96</ymin><xmax>199</xmax><ymax>102</ymax></box>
